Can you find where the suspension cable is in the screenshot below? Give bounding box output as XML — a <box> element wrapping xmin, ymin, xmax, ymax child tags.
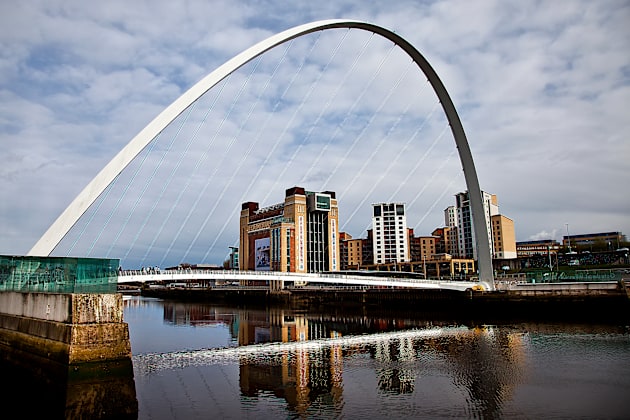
<box><xmin>257</xmin><ymin>31</ymin><xmax>334</xmax><ymax>206</ymax></box>
<box><xmin>116</xmin><ymin>102</ymin><xmax>197</xmax><ymax>261</ymax></box>
<box><xmin>137</xmin><ymin>82</ymin><xmax>231</xmax><ymax>266</ymax></box>
<box><xmin>320</xmin><ymin>41</ymin><xmax>396</xmax><ymax>188</ymax></box>
<box><xmin>339</xmin><ymin>66</ymin><xmax>426</xmax><ymax>231</ymax></box>
<box><xmin>202</xmin><ymin>30</ymin><xmax>357</xmax><ymax>260</ymax></box>
<box><xmin>342</xmin><ymin>98</ymin><xmax>441</xmax><ymax>233</ymax></box>
<box><xmin>65</xmin><ymin>171</ymin><xmax>120</xmax><ymax>256</ymax></box>
<box><xmin>85</xmin><ymin>129</ymin><xmax>165</xmax><ymax>257</ymax></box>
<box><xmin>160</xmin><ymin>60</ymin><xmax>260</xmax><ymax>265</ymax></box>
<box><xmin>160</xmin><ymin>49</ymin><xmax>270</xmax><ymax>265</ymax></box>
<box><xmin>357</xmin><ymin>124</ymin><xmax>449</xmax><ymax>235</ymax></box>
<box><xmin>414</xmin><ymin>170</ymin><xmax>462</xmax><ymax>230</ymax></box>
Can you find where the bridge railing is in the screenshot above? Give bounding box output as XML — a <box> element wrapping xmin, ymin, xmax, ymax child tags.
<box><xmin>118</xmin><ymin>269</ymin><xmax>481</xmax><ymax>288</ymax></box>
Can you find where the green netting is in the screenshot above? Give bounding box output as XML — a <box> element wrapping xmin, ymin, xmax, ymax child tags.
<box><xmin>0</xmin><ymin>255</ymin><xmax>119</xmax><ymax>294</ymax></box>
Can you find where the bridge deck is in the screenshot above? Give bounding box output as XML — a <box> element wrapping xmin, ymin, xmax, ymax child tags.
<box><xmin>117</xmin><ymin>269</ymin><xmax>485</xmax><ymax>292</ymax></box>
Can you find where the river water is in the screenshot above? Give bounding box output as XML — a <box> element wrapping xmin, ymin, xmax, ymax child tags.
<box><xmin>124</xmin><ymin>295</ymin><xmax>630</xmax><ymax>419</ymax></box>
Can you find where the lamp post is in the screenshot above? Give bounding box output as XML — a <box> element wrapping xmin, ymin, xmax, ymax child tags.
<box><xmin>565</xmin><ymin>223</ymin><xmax>572</xmax><ymax>253</ymax></box>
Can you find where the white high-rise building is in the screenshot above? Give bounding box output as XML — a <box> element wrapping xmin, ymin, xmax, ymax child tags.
<box><xmin>448</xmin><ymin>191</ymin><xmax>498</xmax><ymax>259</ymax></box>
<box><xmin>445</xmin><ymin>205</ymin><xmax>457</xmax><ymax>228</ymax></box>
<box><xmin>443</xmin><ymin>206</ymin><xmax>459</xmax><ymax>256</ymax></box>
<box><xmin>372</xmin><ymin>203</ymin><xmax>409</xmax><ymax>264</ymax></box>
<box><xmin>445</xmin><ymin>191</ymin><xmax>517</xmax><ymax>260</ymax></box>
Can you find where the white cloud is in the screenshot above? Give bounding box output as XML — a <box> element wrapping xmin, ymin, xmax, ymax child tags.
<box><xmin>1</xmin><ymin>0</ymin><xmax>629</xmax><ymax>267</ymax></box>
<box><xmin>528</xmin><ymin>229</ymin><xmax>559</xmax><ymax>242</ymax></box>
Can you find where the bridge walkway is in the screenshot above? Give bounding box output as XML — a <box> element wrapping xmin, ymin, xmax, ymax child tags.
<box><xmin>117</xmin><ymin>269</ymin><xmax>487</xmax><ymax>292</ymax></box>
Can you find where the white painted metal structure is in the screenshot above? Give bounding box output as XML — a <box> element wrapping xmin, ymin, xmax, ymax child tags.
<box><xmin>28</xmin><ymin>19</ymin><xmax>494</xmax><ymax>290</ymax></box>
<box><xmin>117</xmin><ymin>270</ymin><xmax>485</xmax><ymax>292</ymax></box>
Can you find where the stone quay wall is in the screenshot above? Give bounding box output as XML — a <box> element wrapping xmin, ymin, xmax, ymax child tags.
<box><xmin>0</xmin><ymin>292</ymin><xmax>132</xmax><ymax>365</ymax></box>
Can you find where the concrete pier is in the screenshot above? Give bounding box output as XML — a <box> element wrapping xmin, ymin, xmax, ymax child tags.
<box><xmin>0</xmin><ymin>291</ymin><xmax>137</xmax><ymax>418</ymax></box>
<box><xmin>0</xmin><ymin>292</ymin><xmax>132</xmax><ymax>364</ymax></box>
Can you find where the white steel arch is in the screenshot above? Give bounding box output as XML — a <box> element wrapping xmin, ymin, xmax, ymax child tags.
<box><xmin>28</xmin><ymin>19</ymin><xmax>494</xmax><ymax>288</ymax></box>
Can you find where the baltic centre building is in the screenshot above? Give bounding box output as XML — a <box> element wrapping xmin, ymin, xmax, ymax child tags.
<box><xmin>239</xmin><ymin>186</ymin><xmax>340</xmax><ymax>273</ymax></box>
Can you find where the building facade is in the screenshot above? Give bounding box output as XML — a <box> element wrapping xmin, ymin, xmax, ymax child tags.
<box><xmin>345</xmin><ymin>238</ymin><xmax>364</xmax><ymax>269</ymax></box>
<box><xmin>445</xmin><ymin>191</ymin><xmax>518</xmax><ymax>260</ymax></box>
<box><xmin>371</xmin><ymin>203</ymin><xmax>409</xmax><ymax>264</ymax></box>
<box><xmin>410</xmin><ymin>235</ymin><xmax>437</xmax><ymax>262</ymax></box>
<box><xmin>228</xmin><ymin>246</ymin><xmax>239</xmax><ymax>269</ymax></box>
<box><xmin>491</xmin><ymin>214</ymin><xmax>517</xmax><ymax>259</ymax></box>
<box><xmin>432</xmin><ymin>226</ymin><xmax>458</xmax><ymax>256</ymax></box>
<box><xmin>239</xmin><ymin>187</ymin><xmax>339</xmax><ymax>273</ymax></box>
<box><xmin>563</xmin><ymin>231</ymin><xmax>626</xmax><ymax>251</ymax></box>
<box><xmin>516</xmin><ymin>240</ymin><xmax>561</xmax><ymax>257</ymax></box>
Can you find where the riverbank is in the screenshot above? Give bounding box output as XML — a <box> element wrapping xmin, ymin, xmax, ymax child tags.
<box><xmin>138</xmin><ymin>281</ymin><xmax>630</xmax><ymax>322</ymax></box>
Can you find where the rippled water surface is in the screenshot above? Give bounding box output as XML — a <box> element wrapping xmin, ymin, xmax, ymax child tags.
<box><xmin>125</xmin><ymin>296</ymin><xmax>630</xmax><ymax>419</ymax></box>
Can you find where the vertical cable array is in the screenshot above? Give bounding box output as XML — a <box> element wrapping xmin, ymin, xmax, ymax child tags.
<box><xmin>87</xmin><ymin>131</ymin><xmax>165</xmax><ymax>257</ymax></box>
<box><xmin>338</xmin><ymin>76</ymin><xmax>434</xmax><ymax>232</ymax></box>
<box><xmin>161</xmin><ymin>57</ymin><xmax>260</xmax><ymax>264</ymax></box>
<box><xmin>114</xmin><ymin>103</ymin><xmax>197</xmax><ymax>260</ymax></box>
<box><xmin>54</xmin><ymin>27</ymin><xmax>469</xmax><ymax>268</ymax></box>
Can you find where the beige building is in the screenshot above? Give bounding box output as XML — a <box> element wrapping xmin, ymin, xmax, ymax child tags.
<box><xmin>239</xmin><ymin>186</ymin><xmax>339</xmax><ymax>274</ymax></box>
<box><xmin>411</xmin><ymin>235</ymin><xmax>437</xmax><ymax>261</ymax></box>
<box><xmin>345</xmin><ymin>237</ymin><xmax>364</xmax><ymax>269</ymax></box>
<box><xmin>491</xmin><ymin>214</ymin><xmax>517</xmax><ymax>259</ymax></box>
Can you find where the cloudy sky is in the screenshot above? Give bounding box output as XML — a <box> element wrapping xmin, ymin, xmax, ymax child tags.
<box><xmin>1</xmin><ymin>0</ymin><xmax>628</xmax><ymax>268</ymax></box>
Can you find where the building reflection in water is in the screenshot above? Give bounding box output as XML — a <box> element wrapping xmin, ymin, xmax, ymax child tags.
<box><xmin>374</xmin><ymin>336</ymin><xmax>417</xmax><ymax>394</ymax></box>
<box><xmin>157</xmin><ymin>301</ymin><xmax>529</xmax><ymax>418</ymax></box>
<box><xmin>238</xmin><ymin>308</ymin><xmax>345</xmax><ymax>416</ymax></box>
<box><xmin>442</xmin><ymin>327</ymin><xmax>527</xmax><ymax>418</ymax></box>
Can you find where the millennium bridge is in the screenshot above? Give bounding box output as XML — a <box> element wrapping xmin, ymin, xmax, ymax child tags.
<box><xmin>117</xmin><ymin>269</ymin><xmax>489</xmax><ymax>292</ymax></box>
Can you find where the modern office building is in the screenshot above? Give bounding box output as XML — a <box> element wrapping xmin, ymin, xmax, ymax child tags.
<box><xmin>239</xmin><ymin>186</ymin><xmax>339</xmax><ymax>273</ymax></box>
<box><xmin>371</xmin><ymin>203</ymin><xmax>409</xmax><ymax>264</ymax></box>
<box><xmin>444</xmin><ymin>206</ymin><xmax>457</xmax><ymax>229</ymax></box>
<box><xmin>445</xmin><ymin>192</ymin><xmax>496</xmax><ymax>259</ymax></box>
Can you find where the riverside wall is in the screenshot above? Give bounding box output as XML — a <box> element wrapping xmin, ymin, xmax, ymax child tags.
<box><xmin>140</xmin><ymin>281</ymin><xmax>630</xmax><ymax>321</ymax></box>
<box><xmin>0</xmin><ymin>291</ymin><xmax>138</xmax><ymax>418</ymax></box>
<box><xmin>0</xmin><ymin>292</ymin><xmax>132</xmax><ymax>365</ymax></box>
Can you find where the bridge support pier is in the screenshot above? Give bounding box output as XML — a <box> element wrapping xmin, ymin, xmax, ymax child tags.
<box><xmin>0</xmin><ymin>292</ymin><xmax>132</xmax><ymax>364</ymax></box>
<box><xmin>0</xmin><ymin>291</ymin><xmax>137</xmax><ymax>417</ymax></box>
